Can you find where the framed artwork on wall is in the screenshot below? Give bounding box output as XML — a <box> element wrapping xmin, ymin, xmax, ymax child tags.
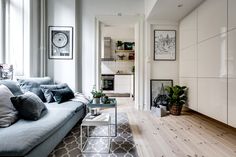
<box><xmin>48</xmin><ymin>26</ymin><xmax>73</xmax><ymax>59</ymax></box>
<box><xmin>150</xmin><ymin>79</ymin><xmax>173</xmax><ymax>109</ymax></box>
<box><xmin>0</xmin><ymin>64</ymin><xmax>13</xmax><ymax>80</ymax></box>
<box><xmin>154</xmin><ymin>30</ymin><xmax>176</xmax><ymax>61</ymax></box>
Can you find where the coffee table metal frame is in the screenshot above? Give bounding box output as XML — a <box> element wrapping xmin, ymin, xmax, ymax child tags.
<box><xmin>80</xmin><ymin>113</ymin><xmax>111</xmax><ymax>153</ymax></box>
<box><xmin>87</xmin><ymin>98</ymin><xmax>117</xmax><ymax>137</ymax></box>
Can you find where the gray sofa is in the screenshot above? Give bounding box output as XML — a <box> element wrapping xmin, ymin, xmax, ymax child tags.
<box><xmin>0</xmin><ymin>79</ymin><xmax>86</xmax><ymax>157</ymax></box>
<box><xmin>0</xmin><ymin>101</ymin><xmax>86</xmax><ymax>157</ymax></box>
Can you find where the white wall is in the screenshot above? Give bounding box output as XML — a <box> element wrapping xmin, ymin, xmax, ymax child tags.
<box><xmin>144</xmin><ymin>20</ymin><xmax>179</xmax><ymax>110</ymax></box>
<box><xmin>79</xmin><ymin>0</ymin><xmax>144</xmax><ymax>96</ymax></box>
<box><xmin>179</xmin><ymin>0</ymin><xmax>236</xmax><ymax>127</ymax></box>
<box><xmin>47</xmin><ymin>0</ymin><xmax>77</xmax><ymax>91</ymax></box>
<box><xmin>150</xmin><ymin>23</ymin><xmax>179</xmax><ymax>85</ymax></box>
<box><xmin>101</xmin><ymin>26</ymin><xmax>134</xmax><ymax>74</ymax></box>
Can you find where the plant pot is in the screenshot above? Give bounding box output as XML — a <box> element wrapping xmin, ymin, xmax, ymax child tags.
<box><xmin>169</xmin><ymin>104</ymin><xmax>182</xmax><ymax>115</ymax></box>
<box><xmin>92</xmin><ymin>98</ymin><xmax>100</xmax><ymax>104</ymax></box>
<box><xmin>151</xmin><ymin>107</ymin><xmax>166</xmax><ymax>117</ymax></box>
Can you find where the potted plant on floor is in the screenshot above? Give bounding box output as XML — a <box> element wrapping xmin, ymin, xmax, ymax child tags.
<box><xmin>165</xmin><ymin>85</ymin><xmax>187</xmax><ymax>115</ymax></box>
<box><xmin>91</xmin><ymin>87</ymin><xmax>105</xmax><ymax>104</ymax></box>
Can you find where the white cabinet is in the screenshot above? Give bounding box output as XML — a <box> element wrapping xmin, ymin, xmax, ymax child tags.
<box><xmin>114</xmin><ymin>75</ymin><xmax>132</xmax><ymax>93</ymax></box>
<box><xmin>179</xmin><ymin>46</ymin><xmax>197</xmax><ymax>78</ymax></box>
<box><xmin>198</xmin><ymin>34</ymin><xmax>227</xmax><ymax>78</ymax></box>
<box><xmin>179</xmin><ymin>9</ymin><xmax>197</xmax><ymax>50</ymax></box>
<box><xmin>197</xmin><ymin>0</ymin><xmax>227</xmax><ymax>42</ymax></box>
<box><xmin>198</xmin><ymin>78</ymin><xmax>227</xmax><ymax>123</ymax></box>
<box><xmin>179</xmin><ymin>78</ymin><xmax>198</xmax><ymax>111</ymax></box>
<box><xmin>228</xmin><ymin>0</ymin><xmax>236</xmax><ymax>30</ymax></box>
<box><xmin>228</xmin><ymin>29</ymin><xmax>236</xmax><ymax>128</ymax></box>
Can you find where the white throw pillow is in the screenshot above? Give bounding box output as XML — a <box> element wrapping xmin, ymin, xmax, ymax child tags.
<box><xmin>0</xmin><ymin>84</ymin><xmax>18</xmax><ymax>127</ymax></box>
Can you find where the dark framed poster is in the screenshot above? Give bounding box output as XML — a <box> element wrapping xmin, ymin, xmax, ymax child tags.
<box><xmin>48</xmin><ymin>26</ymin><xmax>73</xmax><ymax>59</ymax></box>
<box><xmin>150</xmin><ymin>79</ymin><xmax>173</xmax><ymax>108</ymax></box>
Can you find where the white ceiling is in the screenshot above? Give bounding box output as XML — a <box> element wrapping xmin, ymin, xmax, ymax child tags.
<box><xmin>97</xmin><ymin>15</ymin><xmax>140</xmax><ymax>27</ymax></box>
<box><xmin>148</xmin><ymin>0</ymin><xmax>205</xmax><ymax>22</ymax></box>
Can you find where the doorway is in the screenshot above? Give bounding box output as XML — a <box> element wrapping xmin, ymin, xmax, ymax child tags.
<box><xmin>95</xmin><ymin>15</ymin><xmax>144</xmax><ymax>110</ymax></box>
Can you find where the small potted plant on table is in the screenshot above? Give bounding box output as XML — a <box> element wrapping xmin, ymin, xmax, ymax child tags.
<box><xmin>91</xmin><ymin>87</ymin><xmax>105</xmax><ymax>104</ymax></box>
<box><xmin>165</xmin><ymin>85</ymin><xmax>187</xmax><ymax>115</ymax></box>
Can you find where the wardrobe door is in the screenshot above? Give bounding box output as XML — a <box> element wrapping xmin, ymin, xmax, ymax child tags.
<box><xmin>228</xmin><ymin>29</ymin><xmax>236</xmax><ymax>128</ymax></box>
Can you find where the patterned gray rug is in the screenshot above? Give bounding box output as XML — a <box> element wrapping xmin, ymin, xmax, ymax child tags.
<box><xmin>49</xmin><ymin>113</ymin><xmax>138</xmax><ymax>157</ymax></box>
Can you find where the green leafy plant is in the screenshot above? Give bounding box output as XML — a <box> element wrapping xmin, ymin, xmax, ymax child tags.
<box><xmin>91</xmin><ymin>86</ymin><xmax>105</xmax><ymax>98</ymax></box>
<box><xmin>165</xmin><ymin>85</ymin><xmax>187</xmax><ymax>106</ymax></box>
<box><xmin>116</xmin><ymin>40</ymin><xmax>123</xmax><ymax>47</ymax></box>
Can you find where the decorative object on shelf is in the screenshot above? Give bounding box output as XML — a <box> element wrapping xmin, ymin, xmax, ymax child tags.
<box><xmin>116</xmin><ymin>40</ymin><xmax>124</xmax><ymax>50</ymax></box>
<box><xmin>150</xmin><ymin>79</ymin><xmax>173</xmax><ymax>109</ymax></box>
<box><xmin>154</xmin><ymin>30</ymin><xmax>176</xmax><ymax>61</ymax></box>
<box><xmin>48</xmin><ymin>26</ymin><xmax>73</xmax><ymax>59</ymax></box>
<box><xmin>117</xmin><ymin>54</ymin><xmax>126</xmax><ymax>60</ymax></box>
<box><xmin>90</xmin><ymin>108</ymin><xmax>100</xmax><ymax>116</ymax></box>
<box><xmin>91</xmin><ymin>86</ymin><xmax>105</xmax><ymax>104</ymax></box>
<box><xmin>101</xmin><ymin>95</ymin><xmax>111</xmax><ymax>104</ymax></box>
<box><xmin>0</xmin><ymin>64</ymin><xmax>13</xmax><ymax>80</ymax></box>
<box><xmin>165</xmin><ymin>85</ymin><xmax>187</xmax><ymax>116</ymax></box>
<box><xmin>128</xmin><ymin>52</ymin><xmax>135</xmax><ymax>60</ymax></box>
<box><xmin>124</xmin><ymin>42</ymin><xmax>135</xmax><ymax>50</ymax></box>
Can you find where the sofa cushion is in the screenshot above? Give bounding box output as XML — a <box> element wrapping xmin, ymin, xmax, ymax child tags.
<box><xmin>40</xmin><ymin>83</ymin><xmax>68</xmax><ymax>103</ymax></box>
<box><xmin>11</xmin><ymin>92</ymin><xmax>48</xmax><ymax>121</ymax></box>
<box><xmin>0</xmin><ymin>80</ymin><xmax>23</xmax><ymax>96</ymax></box>
<box><xmin>0</xmin><ymin>85</ymin><xmax>18</xmax><ymax>128</ymax></box>
<box><xmin>52</xmin><ymin>86</ymin><xmax>75</xmax><ymax>103</ymax></box>
<box><xmin>17</xmin><ymin>77</ymin><xmax>53</xmax><ymax>102</ymax></box>
<box><xmin>0</xmin><ymin>100</ymin><xmax>85</xmax><ymax>156</ymax></box>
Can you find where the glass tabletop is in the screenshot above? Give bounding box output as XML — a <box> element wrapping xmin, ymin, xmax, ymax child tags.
<box><xmin>87</xmin><ymin>98</ymin><xmax>117</xmax><ymax>108</ymax></box>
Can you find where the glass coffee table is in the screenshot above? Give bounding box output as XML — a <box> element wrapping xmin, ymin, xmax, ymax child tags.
<box><xmin>87</xmin><ymin>98</ymin><xmax>117</xmax><ymax>137</ymax></box>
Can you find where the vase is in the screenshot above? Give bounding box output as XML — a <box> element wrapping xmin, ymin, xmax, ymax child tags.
<box><xmin>93</xmin><ymin>98</ymin><xmax>100</xmax><ymax>104</ymax></box>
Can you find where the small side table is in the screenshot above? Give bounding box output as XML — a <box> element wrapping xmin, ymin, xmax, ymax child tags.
<box><xmin>80</xmin><ymin>113</ymin><xmax>111</xmax><ymax>153</ymax></box>
<box><xmin>87</xmin><ymin>98</ymin><xmax>117</xmax><ymax>137</ymax></box>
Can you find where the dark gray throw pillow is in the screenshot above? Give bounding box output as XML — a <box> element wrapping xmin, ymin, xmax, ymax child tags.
<box><xmin>17</xmin><ymin>77</ymin><xmax>53</xmax><ymax>102</ymax></box>
<box><xmin>11</xmin><ymin>92</ymin><xmax>48</xmax><ymax>121</ymax></box>
<box><xmin>51</xmin><ymin>86</ymin><xmax>74</xmax><ymax>104</ymax></box>
<box><xmin>0</xmin><ymin>85</ymin><xmax>18</xmax><ymax>128</ymax></box>
<box><xmin>0</xmin><ymin>80</ymin><xmax>23</xmax><ymax>96</ymax></box>
<box><xmin>40</xmin><ymin>83</ymin><xmax>68</xmax><ymax>103</ymax></box>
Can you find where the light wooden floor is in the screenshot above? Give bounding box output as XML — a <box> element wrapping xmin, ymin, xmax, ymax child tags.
<box><xmin>114</xmin><ymin>97</ymin><xmax>236</xmax><ymax>157</ymax></box>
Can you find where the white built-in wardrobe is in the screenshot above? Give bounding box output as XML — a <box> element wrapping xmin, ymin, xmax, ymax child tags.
<box><xmin>179</xmin><ymin>0</ymin><xmax>236</xmax><ymax>128</ymax></box>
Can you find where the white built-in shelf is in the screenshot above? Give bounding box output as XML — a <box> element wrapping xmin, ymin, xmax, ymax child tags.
<box><xmin>115</xmin><ymin>50</ymin><xmax>135</xmax><ymax>53</ymax></box>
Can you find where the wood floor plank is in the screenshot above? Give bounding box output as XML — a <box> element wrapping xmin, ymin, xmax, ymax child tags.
<box><xmin>107</xmin><ymin>98</ymin><xmax>236</xmax><ymax>157</ymax></box>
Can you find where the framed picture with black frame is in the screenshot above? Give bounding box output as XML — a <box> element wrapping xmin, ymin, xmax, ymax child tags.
<box><xmin>48</xmin><ymin>26</ymin><xmax>73</xmax><ymax>59</ymax></box>
<box><xmin>154</xmin><ymin>30</ymin><xmax>176</xmax><ymax>61</ymax></box>
<box><xmin>150</xmin><ymin>79</ymin><xmax>173</xmax><ymax>109</ymax></box>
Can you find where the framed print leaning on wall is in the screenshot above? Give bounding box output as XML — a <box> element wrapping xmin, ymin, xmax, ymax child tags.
<box><xmin>48</xmin><ymin>26</ymin><xmax>73</xmax><ymax>59</ymax></box>
<box><xmin>154</xmin><ymin>30</ymin><xmax>176</xmax><ymax>61</ymax></box>
<box><xmin>150</xmin><ymin>79</ymin><xmax>173</xmax><ymax>109</ymax></box>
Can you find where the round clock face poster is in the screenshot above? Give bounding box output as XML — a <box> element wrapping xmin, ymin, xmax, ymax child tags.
<box><xmin>49</xmin><ymin>26</ymin><xmax>73</xmax><ymax>59</ymax></box>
